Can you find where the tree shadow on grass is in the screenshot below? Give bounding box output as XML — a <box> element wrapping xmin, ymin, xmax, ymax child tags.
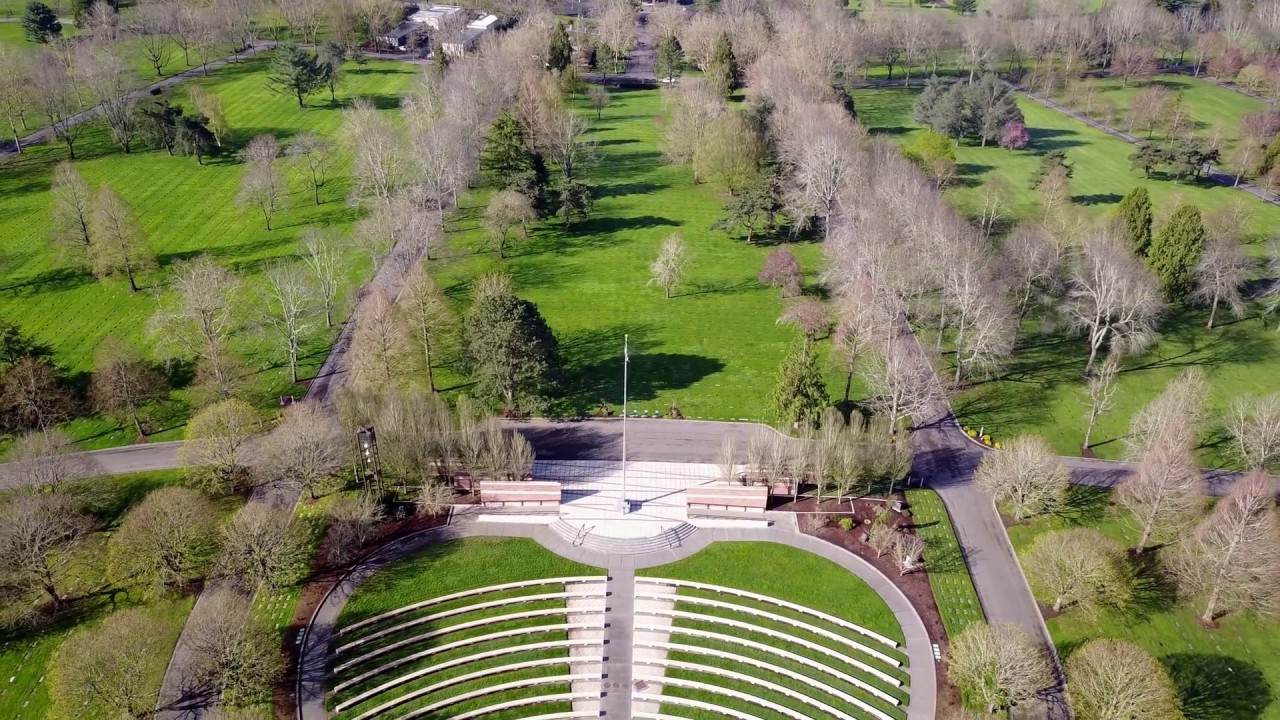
<box><xmin>0</xmin><ymin>265</ymin><xmax>94</xmax><ymax>296</ymax></box>
<box><xmin>564</xmin><ymin>214</ymin><xmax>681</xmax><ymax>238</ymax></box>
<box><xmin>1163</xmin><ymin>653</ymin><xmax>1273</xmax><ymax>720</ymax></box>
<box><xmin>594</xmin><ymin>181</ymin><xmax>667</xmax><ymax>198</ymax></box>
<box><xmin>1073</xmin><ymin>193</ymin><xmax>1124</xmax><ymax>206</ymax></box>
<box><xmin>1118</xmin><ymin>547</ymin><xmax>1178</xmax><ymax>617</ymax></box>
<box><xmin>1048</xmin><ymin>485</ymin><xmax>1110</xmax><ymax>526</ymax></box>
<box><xmin>1029</xmin><ymin>127</ymin><xmax>1085</xmax><ymax>152</ymax></box>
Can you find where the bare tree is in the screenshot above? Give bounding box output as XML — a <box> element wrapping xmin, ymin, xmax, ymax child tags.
<box><xmin>1</xmin><ymin>429</ymin><xmax>100</xmax><ymax>492</ymax></box>
<box><xmin>484</xmin><ymin>190</ymin><xmax>537</xmax><ymax>259</ymax></box>
<box><xmin>542</xmin><ymin>108</ymin><xmax>593</xmax><ymax>182</ymax></box>
<box><xmin>352</xmin><ymin>192</ymin><xmax>438</xmax><ymax>270</ymax></box>
<box><xmin>859</xmin><ymin>338</ymin><xmax>943</xmax><ymax>434</ymax></box>
<box><xmin>1125</xmin><ymin>367</ymin><xmax>1210</xmax><ymax>459</ymax></box>
<box><xmin>1118</xmin><ymin>419</ymin><xmax>1204</xmax><ymax>553</ymax></box>
<box><xmin>90</xmin><ymin>186</ymin><xmax>156</xmax><ymax>293</ymax></box>
<box><xmin>187</xmin><ymin>85</ymin><xmax>230</xmax><ymax>146</ymax></box>
<box><xmin>238</xmin><ymin>134</ymin><xmax>285</xmax><ymax>231</ymax></box>
<box><xmin>148</xmin><ymin>255</ymin><xmax>241</xmax><ymax>395</ymax></box>
<box><xmin>776</xmin><ymin>102</ymin><xmax>865</xmax><ymax>239</ymax></box>
<box><xmin>1169</xmin><ymin>471</ymin><xmax>1280</xmax><ymax>623</ymax></box>
<box><xmin>91</xmin><ymin>335</ymin><xmax>169</xmax><ymax>438</ymax></box>
<box><xmin>324</xmin><ymin>492</ymin><xmax>384</xmax><ymax>565</ymax></box>
<box><xmin>973</xmin><ymin>435</ymin><xmax>1069</xmax><ymax>520</ymax></box>
<box><xmin>946</xmin><ymin>622</ymin><xmax>1054</xmax><ymax>715</ymax></box>
<box><xmin>398</xmin><ymin>262</ymin><xmax>452</xmax><ymax>392</ymax></box>
<box><xmin>1066</xmin><ymin>229</ymin><xmax>1165</xmax><ymax>374</ymax></box>
<box><xmin>588</xmin><ymin>84</ymin><xmax>611</xmax><ymax>120</ymax></box>
<box><xmin>1081</xmin><ymin>350</ymin><xmax>1121</xmax><ymax>450</ymax></box>
<box><xmin>0</xmin><ymin>493</ymin><xmax>92</xmax><ymax>607</ymax></box>
<box><xmin>659</xmin><ymin>78</ymin><xmax>725</xmax><ymax>166</ymax></box>
<box><xmin>344</xmin><ymin>97</ymin><xmax>408</xmax><ymax>206</ymax></box>
<box><xmin>216</xmin><ymin>504</ymin><xmax>309</xmax><ymax>591</ymax></box>
<box><xmin>107</xmin><ymin>486</ymin><xmax>220</xmax><ymax>593</ymax></box>
<box><xmin>349</xmin><ymin>289</ymin><xmax>412</xmax><ymax>390</ymax></box>
<box><xmin>1002</xmin><ymin>223</ymin><xmax>1061</xmax><ymax>326</ymax></box>
<box><xmin>255</xmin><ymin>401</ymin><xmax>345</xmax><ymax>499</ymax></box>
<box><xmin>49</xmin><ymin>161</ymin><xmax>94</xmax><ymax>263</ymax></box>
<box><xmin>891</xmin><ymin>532</ymin><xmax>926</xmax><ymax>576</ymax></box>
<box><xmin>759</xmin><ymin>248</ymin><xmax>804</xmax><ymax>298</ymax></box>
<box><xmin>81</xmin><ymin>46</ymin><xmax>140</xmax><ymax>153</ymax></box>
<box><xmin>1226</xmin><ymin>392</ymin><xmax>1280</xmax><ymax>470</ymax></box>
<box><xmin>259</xmin><ymin>262</ymin><xmax>317</xmax><ymax>383</ymax></box>
<box><xmin>133</xmin><ymin>5</ymin><xmax>174</xmax><ymax>76</ymax></box>
<box><xmin>1191</xmin><ymin>234</ymin><xmax>1251</xmax><ymax>328</ymax></box>
<box><xmin>179</xmin><ymin>398</ymin><xmax>259</xmax><ymax>494</ymax></box>
<box><xmin>285</xmin><ymin>132</ymin><xmax>336</xmax><ymax>205</ymax></box>
<box><xmin>47</xmin><ymin>608</ymin><xmax>165</xmax><ymax>719</ymax></box>
<box><xmin>186</xmin><ymin>590</ymin><xmax>285</xmax><ymax>704</ymax></box>
<box><xmin>29</xmin><ymin>52</ymin><xmax>85</xmax><ymax>158</ymax></box>
<box><xmin>593</xmin><ymin>0</ymin><xmax>637</xmax><ymax>82</ymax></box>
<box><xmin>0</xmin><ymin>45</ymin><xmax>33</xmax><ymax>152</ymax></box>
<box><xmin>1</xmin><ymin>357</ymin><xmax>78</xmax><ymax>432</ymax></box>
<box><xmin>648</xmin><ymin>233</ymin><xmax>689</xmax><ymax>299</ymax></box>
<box><xmin>1025</xmin><ymin>528</ymin><xmax>1130</xmax><ymax>613</ymax></box>
<box><xmin>299</xmin><ymin>229</ymin><xmax>345</xmax><ymax>328</ymax></box>
<box><xmin>1065</xmin><ymin>639</ymin><xmax>1182</xmax><ymax>720</ymax></box>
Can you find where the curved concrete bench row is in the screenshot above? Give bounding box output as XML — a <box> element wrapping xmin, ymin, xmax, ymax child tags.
<box><xmin>634</xmin><ymin>620</ymin><xmax>901</xmax><ymax>690</ymax></box>
<box><xmin>350</xmin><ymin>662</ymin><xmax>600</xmax><ymax>720</ymax></box>
<box><xmin>335</xmin><ymin>633</ymin><xmax>600</xmax><ymax>693</ymax></box>
<box><xmin>636</xmin><ymin>674</ymin><xmax>830</xmax><ymax>720</ymax></box>
<box><xmin>637</xmin><ymin>578</ymin><xmax>899</xmax><ymax>649</ymax></box>
<box><xmin>335</xmin><ymin>618</ymin><xmax>604</xmax><ymax>674</ymax></box>
<box><xmin>636</xmin><ymin>658</ymin><xmax>859</xmax><ymax>720</ymax></box>
<box><xmin>339</xmin><ymin>576</ymin><xmax>606</xmax><ymax>636</ymax></box>
<box><xmin>636</xmin><ymin>710</ymin><xmax>764</xmax><ymax>720</ymax></box>
<box><xmin>398</xmin><ymin>684</ymin><xmax>600</xmax><ymax>720</ymax></box>
<box><xmin>636</xmin><ymin>637</ymin><xmax>899</xmax><ymax>708</ymax></box>
<box><xmin>633</xmin><ymin>593</ymin><xmax>900</xmax><ymax>669</ymax></box>
<box><xmin>634</xmin><ymin>691</ymin><xmax>762</xmax><ymax>717</ymax></box>
<box><xmin>440</xmin><ymin>694</ymin><xmax>603</xmax><ymax>720</ymax></box>
<box><xmin>338</xmin><ymin>590</ymin><xmax>604</xmax><ymax>652</ymax></box>
<box><xmin>336</xmin><ymin>639</ymin><xmax>603</xmax><ymax>712</ymax></box>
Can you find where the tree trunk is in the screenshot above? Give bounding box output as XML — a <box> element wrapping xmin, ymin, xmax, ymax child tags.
<box><xmin>8</xmin><ymin>123</ymin><xmax>20</xmax><ymax>153</ymax></box>
<box><xmin>325</xmin><ymin>301</ymin><xmax>333</xmax><ymax>328</ymax></box>
<box><xmin>1207</xmin><ymin>295</ymin><xmax>1219</xmax><ymax>329</ymax></box>
<box><xmin>843</xmin><ymin>370</ymin><xmax>853</xmax><ymax>403</ymax></box>
<box><xmin>1053</xmin><ymin>595</ymin><xmax>1064</xmax><ymax>612</ymax></box>
<box><xmin>1201</xmin><ymin>586</ymin><xmax>1220</xmax><ymax>624</ymax></box>
<box><xmin>314</xmin><ymin>179</ymin><xmax>321</xmax><ymax>205</ymax></box>
<box><xmin>128</xmin><ymin>269</ymin><xmax>140</xmax><ymax>293</ymax></box>
<box><xmin>424</xmin><ymin>334</ymin><xmax>436</xmax><ymax>392</ymax></box>
<box><xmin>131</xmin><ymin>408</ymin><xmax>145</xmax><ymax>438</ymax></box>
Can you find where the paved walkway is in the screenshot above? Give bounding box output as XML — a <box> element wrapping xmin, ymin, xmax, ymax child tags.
<box><xmin>295</xmin><ymin>511</ymin><xmax>937</xmax><ymax>720</ymax></box>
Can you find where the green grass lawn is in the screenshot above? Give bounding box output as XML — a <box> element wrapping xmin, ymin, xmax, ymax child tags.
<box><xmin>856</xmin><ymin>87</ymin><xmax>1280</xmax><ymax>465</ymax></box>
<box><xmin>905</xmin><ymin>489</ymin><xmax>984</xmax><ymax>639</ymax></box>
<box><xmin>1066</xmin><ymin>74</ymin><xmax>1267</xmax><ymax>151</ymax></box>
<box><xmin>639</xmin><ymin>541</ymin><xmax>904</xmax><ymax>642</ymax></box>
<box><xmin>0</xmin><ymin>470</ymin><xmax>214</xmax><ymax>719</ymax></box>
<box><xmin>1</xmin><ymin>55</ymin><xmax>412</xmax><ymax>450</ymax></box>
<box><xmin>429</xmin><ymin>88</ymin><xmax>843</xmax><ymax>420</ymax></box>
<box><xmin>1006</xmin><ymin>487</ymin><xmax>1280</xmax><ymax>720</ymax></box>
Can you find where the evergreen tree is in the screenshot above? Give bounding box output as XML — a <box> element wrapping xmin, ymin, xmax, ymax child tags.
<box><xmin>22</xmin><ymin>1</ymin><xmax>61</xmax><ymax>43</ymax></box>
<box><xmin>139</xmin><ymin>100</ymin><xmax>184</xmax><ymax>155</ymax></box>
<box><xmin>1117</xmin><ymin>186</ymin><xmax>1153</xmax><ymax>256</ymax></box>
<box><xmin>912</xmin><ymin>76</ymin><xmax>947</xmax><ymax>127</ymax></box>
<box><xmin>463</xmin><ymin>286</ymin><xmax>562</xmax><ymax>414</ymax></box>
<box><xmin>712</xmin><ymin>171</ymin><xmax>782</xmax><ymax>243</ymax></box>
<box><xmin>705</xmin><ymin>32</ymin><xmax>740</xmax><ymax>97</ymax></box>
<box><xmin>480</xmin><ymin>112</ymin><xmax>536</xmax><ymax>187</ymax></box>
<box><xmin>769</xmin><ymin>338</ymin><xmax>828</xmax><ymax>428</ymax></box>
<box><xmin>72</xmin><ymin>0</ymin><xmax>116</xmax><ymax>24</ymax></box>
<box><xmin>266</xmin><ymin>45</ymin><xmax>325</xmax><ymax>108</ymax></box>
<box><xmin>548</xmin><ymin>21</ymin><xmax>572</xmax><ymax>73</ymax></box>
<box><xmin>655</xmin><ymin>35</ymin><xmax>684</xmax><ymax>83</ymax></box>
<box><xmin>954</xmin><ymin>0</ymin><xmax>977</xmax><ymax>13</ymax></box>
<box><xmin>973</xmin><ymin>74</ymin><xmax>1022</xmax><ymax>147</ymax></box>
<box><xmin>177</xmin><ymin>115</ymin><xmax>219</xmax><ymax>165</ymax></box>
<box><xmin>1149</xmin><ymin>204</ymin><xmax>1206</xmax><ymax>298</ymax></box>
<box><xmin>1030</xmin><ymin>150</ymin><xmax>1072</xmax><ymax>189</ymax></box>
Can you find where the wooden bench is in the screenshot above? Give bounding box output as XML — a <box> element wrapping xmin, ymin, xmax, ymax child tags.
<box><xmin>476</xmin><ymin>480</ymin><xmax>561</xmax><ymax>510</ymax></box>
<box><xmin>685</xmin><ymin>484</ymin><xmax>768</xmax><ymax>517</ymax></box>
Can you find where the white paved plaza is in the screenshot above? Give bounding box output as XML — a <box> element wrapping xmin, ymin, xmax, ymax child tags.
<box><xmin>535</xmin><ymin>460</ymin><xmax>727</xmax><ymax>538</ymax></box>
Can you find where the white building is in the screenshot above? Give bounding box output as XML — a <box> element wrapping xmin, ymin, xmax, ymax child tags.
<box><xmin>407</xmin><ymin>4</ymin><xmax>464</xmax><ymax>30</ymax></box>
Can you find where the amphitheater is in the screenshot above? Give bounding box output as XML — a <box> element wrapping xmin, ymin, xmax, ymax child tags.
<box><xmin>298</xmin><ymin>461</ymin><xmax>935</xmax><ymax>720</ymax></box>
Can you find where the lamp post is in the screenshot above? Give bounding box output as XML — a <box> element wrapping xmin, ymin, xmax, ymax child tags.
<box><xmin>355</xmin><ymin>425</ymin><xmax>382</xmax><ymax>494</ymax></box>
<box><xmin>619</xmin><ymin>334</ymin><xmax>629</xmax><ymax>514</ymax></box>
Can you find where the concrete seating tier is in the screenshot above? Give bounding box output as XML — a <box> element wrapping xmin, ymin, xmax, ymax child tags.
<box><xmin>636</xmin><ymin>711</ymin><xmax>765</xmax><ymax>720</ymax></box>
<box><xmin>434</xmin><ymin>694</ymin><xmax>603</xmax><ymax>720</ymax></box>
<box><xmin>633</xmin><ymin>620</ymin><xmax>901</xmax><ymax>689</ymax></box>
<box><xmin>634</xmin><ymin>588</ymin><xmax>898</xmax><ymax>667</ymax></box>
<box><xmin>347</xmin><ymin>658</ymin><xmax>586</xmax><ymax>720</ymax></box>
<box><xmin>637</xmin><ymin>636</ymin><xmax>900</xmax><ymax>706</ymax></box>
<box><xmin>336</xmin><ymin>641</ymin><xmax>603</xmax><ymax>711</ymax></box>
<box><xmin>337</xmin><ymin>590</ymin><xmax>604</xmax><ymax>652</ymax></box>
<box><xmin>392</xmin><ymin>678</ymin><xmax>602</xmax><ymax>720</ymax></box>
<box><xmin>636</xmin><ymin>674</ymin><xmax>827</xmax><ymax>720</ymax></box>
<box><xmin>637</xmin><ymin>658</ymin><xmax>867</xmax><ymax>720</ymax></box>
<box><xmin>637</xmin><ymin>578</ymin><xmax>899</xmax><ymax>648</ymax></box>
<box><xmin>335</xmin><ymin>621</ymin><xmax>602</xmax><ymax>675</ymax></box>
<box><xmin>335</xmin><ymin>606</ymin><xmax>606</xmax><ymax>665</ymax></box>
<box><xmin>336</xmin><ymin>634</ymin><xmax>601</xmax><ymax>693</ymax></box>
<box><xmin>340</xmin><ymin>577</ymin><xmax>604</xmax><ymax>636</ymax></box>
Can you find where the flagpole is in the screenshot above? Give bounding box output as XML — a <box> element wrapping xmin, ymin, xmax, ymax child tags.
<box><xmin>621</xmin><ymin>334</ymin><xmax>629</xmax><ymax>515</ymax></box>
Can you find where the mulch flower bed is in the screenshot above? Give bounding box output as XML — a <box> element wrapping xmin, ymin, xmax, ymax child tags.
<box><xmin>777</xmin><ymin>495</ymin><xmax>966</xmax><ymax>717</ymax></box>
